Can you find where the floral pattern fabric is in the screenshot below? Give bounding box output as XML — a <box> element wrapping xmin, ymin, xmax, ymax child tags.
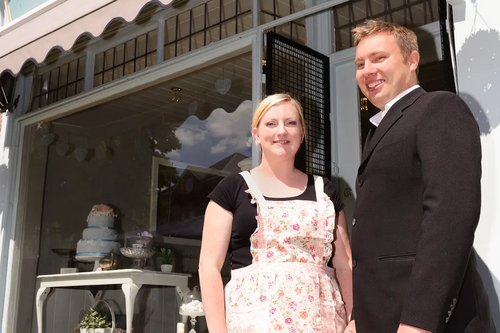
<box><xmin>225</xmin><ymin>172</ymin><xmax>347</xmax><ymax>333</ymax></box>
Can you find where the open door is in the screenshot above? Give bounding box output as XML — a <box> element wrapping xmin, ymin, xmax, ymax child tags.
<box><xmin>439</xmin><ymin>0</ymin><xmax>459</xmax><ymax>93</ymax></box>
<box><xmin>265</xmin><ymin>31</ymin><xmax>332</xmax><ymax>178</ymax></box>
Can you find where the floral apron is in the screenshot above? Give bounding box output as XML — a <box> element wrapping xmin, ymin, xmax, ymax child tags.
<box><xmin>224</xmin><ymin>171</ymin><xmax>347</xmax><ymax>333</ymax></box>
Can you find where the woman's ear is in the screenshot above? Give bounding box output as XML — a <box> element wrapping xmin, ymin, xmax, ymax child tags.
<box><xmin>252</xmin><ymin>127</ymin><xmax>260</xmax><ymax>145</ymax></box>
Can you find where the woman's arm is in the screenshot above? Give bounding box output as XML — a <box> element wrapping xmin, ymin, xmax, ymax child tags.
<box><xmin>332</xmin><ymin>209</ymin><xmax>353</xmax><ymax>320</ymax></box>
<box><xmin>199</xmin><ymin>200</ymin><xmax>233</xmax><ymax>333</ymax></box>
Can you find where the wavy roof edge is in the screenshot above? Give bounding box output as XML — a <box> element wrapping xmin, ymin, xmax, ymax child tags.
<box><xmin>0</xmin><ymin>0</ymin><xmax>174</xmax><ymax>77</ymax></box>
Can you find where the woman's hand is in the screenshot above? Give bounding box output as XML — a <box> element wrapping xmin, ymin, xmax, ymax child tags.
<box><xmin>397</xmin><ymin>324</ymin><xmax>431</xmax><ymax>333</ymax></box>
<box><xmin>344</xmin><ymin>320</ymin><xmax>356</xmax><ymax>333</ymax></box>
<box><xmin>332</xmin><ymin>210</ymin><xmax>353</xmax><ymax>319</ymax></box>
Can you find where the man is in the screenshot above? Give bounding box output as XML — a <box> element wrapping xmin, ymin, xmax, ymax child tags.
<box><xmin>345</xmin><ymin>20</ymin><xmax>495</xmax><ymax>333</ymax></box>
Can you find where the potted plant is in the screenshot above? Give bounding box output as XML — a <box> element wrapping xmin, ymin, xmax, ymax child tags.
<box><xmin>78</xmin><ymin>305</ymin><xmax>113</xmax><ymax>333</ymax></box>
<box><xmin>159</xmin><ymin>247</ymin><xmax>173</xmax><ymax>273</ymax></box>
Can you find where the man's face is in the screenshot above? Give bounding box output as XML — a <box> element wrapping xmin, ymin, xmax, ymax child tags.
<box><xmin>355</xmin><ymin>32</ymin><xmax>419</xmax><ymax>110</ymax></box>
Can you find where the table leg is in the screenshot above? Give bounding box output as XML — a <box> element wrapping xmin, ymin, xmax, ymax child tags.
<box><xmin>121</xmin><ymin>283</ymin><xmax>142</xmax><ymax>333</ymax></box>
<box><xmin>36</xmin><ymin>287</ymin><xmax>51</xmax><ymax>333</ymax></box>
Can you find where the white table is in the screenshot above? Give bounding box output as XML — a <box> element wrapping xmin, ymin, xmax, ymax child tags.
<box><xmin>36</xmin><ymin>269</ymin><xmax>191</xmax><ymax>333</ymax></box>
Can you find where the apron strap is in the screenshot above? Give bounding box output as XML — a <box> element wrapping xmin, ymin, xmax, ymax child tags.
<box><xmin>313</xmin><ymin>175</ymin><xmax>325</xmax><ymax>210</ymax></box>
<box><xmin>239</xmin><ymin>171</ymin><xmax>267</xmax><ymax>214</ymax></box>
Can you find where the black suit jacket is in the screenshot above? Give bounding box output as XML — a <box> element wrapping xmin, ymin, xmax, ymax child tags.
<box><xmin>351</xmin><ymin>88</ymin><xmax>495</xmax><ymax>333</ymax></box>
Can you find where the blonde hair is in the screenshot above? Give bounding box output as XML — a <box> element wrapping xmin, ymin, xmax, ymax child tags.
<box><xmin>352</xmin><ymin>20</ymin><xmax>419</xmax><ymax>61</ymax></box>
<box><xmin>252</xmin><ymin>93</ymin><xmax>306</xmax><ymax>133</ymax></box>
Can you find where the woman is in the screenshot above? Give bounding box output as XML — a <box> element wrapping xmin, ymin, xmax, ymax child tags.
<box><xmin>199</xmin><ymin>94</ymin><xmax>352</xmax><ymax>333</ymax></box>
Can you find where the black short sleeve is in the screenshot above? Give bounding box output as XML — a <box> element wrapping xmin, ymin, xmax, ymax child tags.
<box><xmin>207</xmin><ymin>174</ymin><xmax>243</xmax><ymax>213</ymax></box>
<box><xmin>324</xmin><ymin>177</ymin><xmax>345</xmax><ymax>214</ymax></box>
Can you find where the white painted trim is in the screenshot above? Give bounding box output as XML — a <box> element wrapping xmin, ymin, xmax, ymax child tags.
<box><xmin>0</xmin><ymin>72</ymin><xmax>32</xmax><ymax>332</ymax></box>
<box><xmin>251</xmin><ymin>31</ymin><xmax>263</xmax><ymax>168</ymax></box>
<box><xmin>329</xmin><ymin>47</ymin><xmax>356</xmax><ymax>66</ymax></box>
<box><xmin>1</xmin><ymin>119</ymin><xmax>25</xmax><ymax>333</ymax></box>
<box><xmin>329</xmin><ymin>53</ymin><xmax>360</xmax><ymax>226</ymax></box>
<box><xmin>252</xmin><ymin>0</ymin><xmax>259</xmax><ymax>28</ymax></box>
<box><xmin>84</xmin><ymin>51</ymin><xmax>95</xmax><ymax>91</ymax></box>
<box><xmin>0</xmin><ymin>0</ymin><xmax>68</xmax><ymax>35</ymax></box>
<box><xmin>156</xmin><ymin>19</ymin><xmax>165</xmax><ymax>64</ymax></box>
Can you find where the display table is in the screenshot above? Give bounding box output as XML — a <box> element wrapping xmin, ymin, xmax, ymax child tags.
<box><xmin>36</xmin><ymin>269</ymin><xmax>191</xmax><ymax>333</ymax></box>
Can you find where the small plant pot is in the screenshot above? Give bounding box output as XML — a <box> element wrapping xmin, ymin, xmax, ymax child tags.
<box><xmin>80</xmin><ymin>328</ymin><xmax>113</xmax><ymax>333</ymax></box>
<box><xmin>161</xmin><ymin>264</ymin><xmax>173</xmax><ymax>273</ymax></box>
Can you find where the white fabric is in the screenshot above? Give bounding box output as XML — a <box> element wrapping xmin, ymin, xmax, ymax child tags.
<box><xmin>369</xmin><ymin>85</ymin><xmax>420</xmax><ymax>127</ymax></box>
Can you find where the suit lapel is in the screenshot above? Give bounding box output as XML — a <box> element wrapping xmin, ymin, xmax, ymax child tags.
<box><xmin>359</xmin><ymin>87</ymin><xmax>426</xmax><ymax>169</ymax></box>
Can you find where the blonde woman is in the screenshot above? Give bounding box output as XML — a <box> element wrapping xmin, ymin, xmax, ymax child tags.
<box><xmin>199</xmin><ymin>94</ymin><xmax>352</xmax><ymax>332</ymax></box>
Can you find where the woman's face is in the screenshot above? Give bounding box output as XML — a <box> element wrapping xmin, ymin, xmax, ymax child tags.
<box><xmin>253</xmin><ymin>102</ymin><xmax>304</xmax><ymax>160</ymax></box>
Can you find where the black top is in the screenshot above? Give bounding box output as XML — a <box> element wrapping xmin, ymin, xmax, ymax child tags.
<box><xmin>208</xmin><ymin>173</ymin><xmax>345</xmax><ymax>269</ymax></box>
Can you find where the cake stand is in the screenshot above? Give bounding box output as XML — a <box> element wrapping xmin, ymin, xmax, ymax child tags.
<box><xmin>179</xmin><ymin>310</ymin><xmax>204</xmax><ymax>333</ymax></box>
<box><xmin>74</xmin><ymin>254</ymin><xmax>105</xmax><ymax>271</ymax></box>
<box><xmin>120</xmin><ymin>247</ymin><xmax>156</xmax><ymax>269</ymax></box>
<box><xmin>51</xmin><ymin>248</ymin><xmax>76</xmax><ymax>268</ymax></box>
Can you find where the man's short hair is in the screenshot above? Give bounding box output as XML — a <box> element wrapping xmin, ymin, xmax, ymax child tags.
<box><xmin>352</xmin><ymin>20</ymin><xmax>419</xmax><ymax>61</ymax></box>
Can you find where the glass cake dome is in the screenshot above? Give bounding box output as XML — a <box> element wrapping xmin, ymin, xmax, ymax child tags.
<box><xmin>179</xmin><ymin>286</ymin><xmax>204</xmax><ymax>333</ymax></box>
<box><xmin>179</xmin><ymin>285</ymin><xmax>204</xmax><ymax>316</ymax></box>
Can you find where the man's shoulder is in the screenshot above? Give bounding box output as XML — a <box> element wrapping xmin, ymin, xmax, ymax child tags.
<box><xmin>417</xmin><ymin>90</ymin><xmax>465</xmax><ymax>103</ymax></box>
<box><xmin>413</xmin><ymin>90</ymin><xmax>468</xmax><ymax>111</ymax></box>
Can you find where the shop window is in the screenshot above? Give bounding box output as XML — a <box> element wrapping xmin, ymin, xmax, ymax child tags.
<box><xmin>94</xmin><ymin>29</ymin><xmax>158</xmax><ymax>87</ymax></box>
<box><xmin>30</xmin><ymin>55</ymin><xmax>86</xmax><ymax>112</ymax></box>
<box><xmin>164</xmin><ymin>0</ymin><xmax>253</xmax><ymax>60</ymax></box>
<box><xmin>333</xmin><ymin>0</ymin><xmax>439</xmax><ymax>51</ymax></box>
<box><xmin>17</xmin><ymin>53</ymin><xmax>251</xmax><ymax>333</ymax></box>
<box><xmin>260</xmin><ymin>0</ymin><xmax>306</xmax><ymax>45</ymax></box>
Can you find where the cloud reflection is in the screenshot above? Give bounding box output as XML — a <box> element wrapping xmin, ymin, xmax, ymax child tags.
<box><xmin>167</xmin><ymin>100</ymin><xmax>253</xmax><ymax>166</ymax></box>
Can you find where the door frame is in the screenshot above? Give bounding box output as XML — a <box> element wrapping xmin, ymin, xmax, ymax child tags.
<box><xmin>329</xmin><ymin>21</ymin><xmax>443</xmax><ymax>226</ymax></box>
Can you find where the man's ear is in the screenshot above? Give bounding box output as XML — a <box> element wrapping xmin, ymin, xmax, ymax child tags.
<box><xmin>252</xmin><ymin>127</ymin><xmax>260</xmax><ymax>145</ymax></box>
<box><xmin>408</xmin><ymin>50</ymin><xmax>420</xmax><ymax>73</ymax></box>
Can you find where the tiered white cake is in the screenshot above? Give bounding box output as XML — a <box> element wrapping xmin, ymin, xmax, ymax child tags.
<box><xmin>76</xmin><ymin>204</ymin><xmax>121</xmax><ymax>257</ymax></box>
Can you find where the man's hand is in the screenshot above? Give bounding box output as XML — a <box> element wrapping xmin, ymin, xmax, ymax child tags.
<box><xmin>396</xmin><ymin>323</ymin><xmax>431</xmax><ymax>333</ymax></box>
<box><xmin>344</xmin><ymin>320</ymin><xmax>356</xmax><ymax>333</ymax></box>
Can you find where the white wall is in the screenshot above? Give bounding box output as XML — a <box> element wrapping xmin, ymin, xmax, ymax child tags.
<box><xmin>453</xmin><ymin>0</ymin><xmax>500</xmax><ymax>327</ymax></box>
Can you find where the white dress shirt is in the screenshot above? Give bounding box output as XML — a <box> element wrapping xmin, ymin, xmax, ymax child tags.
<box><xmin>369</xmin><ymin>85</ymin><xmax>420</xmax><ymax>127</ymax></box>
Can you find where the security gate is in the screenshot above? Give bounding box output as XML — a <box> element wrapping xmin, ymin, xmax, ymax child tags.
<box><xmin>265</xmin><ymin>31</ymin><xmax>331</xmax><ymax>178</ymax></box>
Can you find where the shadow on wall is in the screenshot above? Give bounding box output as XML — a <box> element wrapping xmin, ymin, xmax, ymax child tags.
<box><xmin>457</xmin><ymin>28</ymin><xmax>500</xmax><ymax>329</ymax></box>
<box><xmin>476</xmin><ymin>251</ymin><xmax>500</xmax><ymax>330</ymax></box>
<box><xmin>457</xmin><ymin>29</ymin><xmax>500</xmax><ymax>135</ymax></box>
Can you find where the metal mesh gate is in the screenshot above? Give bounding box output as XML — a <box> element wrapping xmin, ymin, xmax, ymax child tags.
<box><xmin>265</xmin><ymin>31</ymin><xmax>331</xmax><ymax>178</ymax></box>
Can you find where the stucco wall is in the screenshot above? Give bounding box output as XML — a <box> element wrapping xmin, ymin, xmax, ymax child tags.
<box><xmin>454</xmin><ymin>0</ymin><xmax>500</xmax><ymax>327</ymax></box>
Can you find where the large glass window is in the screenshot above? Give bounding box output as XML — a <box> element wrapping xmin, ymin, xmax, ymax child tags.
<box><xmin>94</xmin><ymin>29</ymin><xmax>158</xmax><ymax>88</ymax></box>
<box><xmin>334</xmin><ymin>0</ymin><xmax>439</xmax><ymax>51</ymax></box>
<box><xmin>164</xmin><ymin>0</ymin><xmax>253</xmax><ymax>60</ymax></box>
<box><xmin>17</xmin><ymin>53</ymin><xmax>252</xmax><ymax>333</ymax></box>
<box><xmin>261</xmin><ymin>0</ymin><xmax>306</xmax><ymax>45</ymax></box>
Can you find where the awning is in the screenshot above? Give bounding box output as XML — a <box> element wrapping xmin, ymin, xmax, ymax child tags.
<box><xmin>0</xmin><ymin>0</ymin><xmax>174</xmax><ymax>77</ymax></box>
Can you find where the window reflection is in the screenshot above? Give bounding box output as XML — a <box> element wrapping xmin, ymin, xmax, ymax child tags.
<box><xmin>17</xmin><ymin>53</ymin><xmax>252</xmax><ymax>333</ymax></box>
